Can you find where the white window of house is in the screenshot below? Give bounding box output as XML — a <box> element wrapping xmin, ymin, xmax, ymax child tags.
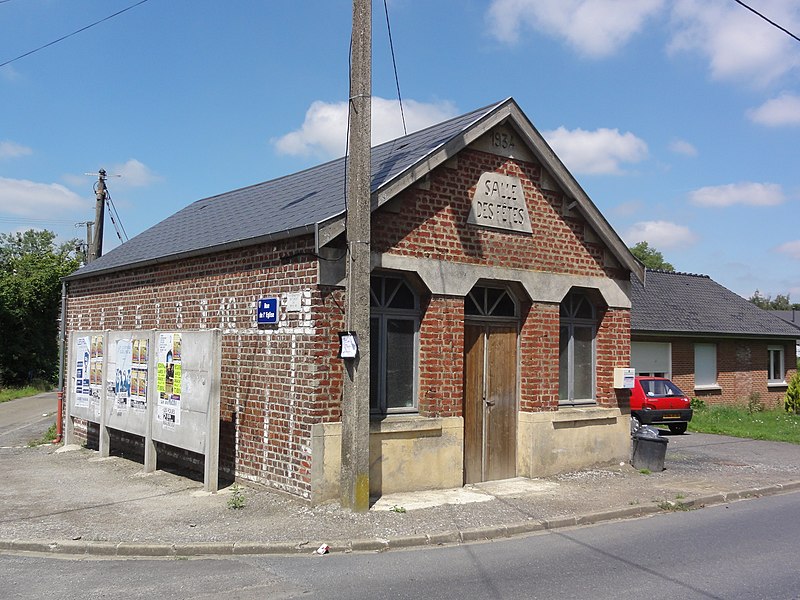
<box><xmin>768</xmin><ymin>345</ymin><xmax>785</xmax><ymax>385</ymax></box>
<box><xmin>369</xmin><ymin>274</ymin><xmax>420</xmax><ymax>414</ymax></box>
<box><xmin>559</xmin><ymin>291</ymin><xmax>596</xmax><ymax>405</ymax></box>
<box><xmin>694</xmin><ymin>343</ymin><xmax>718</xmax><ymax>388</ymax></box>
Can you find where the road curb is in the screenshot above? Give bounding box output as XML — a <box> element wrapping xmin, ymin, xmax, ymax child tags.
<box><xmin>3</xmin><ymin>481</ymin><xmax>800</xmax><ymax>558</ymax></box>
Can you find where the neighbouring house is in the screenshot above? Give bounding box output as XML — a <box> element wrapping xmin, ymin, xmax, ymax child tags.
<box><xmin>631</xmin><ymin>270</ymin><xmax>800</xmax><ymax>408</ymax></box>
<box><xmin>774</xmin><ymin>310</ymin><xmax>800</xmax><ymax>359</ymax></box>
<box><xmin>63</xmin><ymin>98</ymin><xmax>644</xmax><ymax>503</ymax></box>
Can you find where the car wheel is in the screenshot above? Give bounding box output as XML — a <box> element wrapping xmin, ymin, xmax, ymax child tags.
<box><xmin>668</xmin><ymin>423</ymin><xmax>688</xmax><ymax>435</ymax></box>
<box><xmin>630</xmin><ymin>415</ymin><xmax>641</xmax><ymax>434</ymax></box>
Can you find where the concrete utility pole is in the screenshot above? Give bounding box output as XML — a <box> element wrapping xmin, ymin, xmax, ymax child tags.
<box><xmin>76</xmin><ymin>221</ymin><xmax>94</xmax><ymax>263</ymax></box>
<box><xmin>341</xmin><ymin>0</ymin><xmax>372</xmax><ymax>512</ymax></box>
<box><xmin>89</xmin><ymin>169</ymin><xmax>107</xmax><ymax>262</ymax></box>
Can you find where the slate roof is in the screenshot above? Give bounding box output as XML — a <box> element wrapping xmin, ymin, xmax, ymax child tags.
<box><xmin>66</xmin><ymin>98</ymin><xmax>643</xmax><ymax>282</ymax></box>
<box><xmin>631</xmin><ymin>270</ymin><xmax>800</xmax><ymax>339</ymax></box>
<box><xmin>774</xmin><ymin>310</ymin><xmax>800</xmax><ymax>330</ymax></box>
<box><xmin>67</xmin><ymin>102</ymin><xmax>503</xmax><ymax>280</ymax></box>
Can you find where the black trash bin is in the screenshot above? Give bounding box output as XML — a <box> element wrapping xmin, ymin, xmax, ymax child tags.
<box><xmin>631</xmin><ymin>429</ymin><xmax>668</xmax><ymax>471</ymax></box>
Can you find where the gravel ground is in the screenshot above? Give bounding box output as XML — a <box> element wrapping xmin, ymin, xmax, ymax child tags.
<box><xmin>1</xmin><ymin>432</ymin><xmax>799</xmax><ymax>549</ymax></box>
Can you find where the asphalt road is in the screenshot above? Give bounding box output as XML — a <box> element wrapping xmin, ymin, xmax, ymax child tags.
<box><xmin>2</xmin><ymin>490</ymin><xmax>799</xmax><ymax>600</ymax></box>
<box><xmin>0</xmin><ymin>392</ymin><xmax>57</xmax><ymax>448</ymax></box>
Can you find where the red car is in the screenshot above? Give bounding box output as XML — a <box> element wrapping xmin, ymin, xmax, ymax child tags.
<box><xmin>630</xmin><ymin>376</ymin><xmax>693</xmax><ymax>434</ymax></box>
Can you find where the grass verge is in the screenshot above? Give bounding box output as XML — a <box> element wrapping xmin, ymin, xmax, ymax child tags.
<box><xmin>689</xmin><ymin>406</ymin><xmax>800</xmax><ymax>444</ymax></box>
<box><xmin>0</xmin><ymin>385</ymin><xmax>51</xmax><ymax>404</ymax></box>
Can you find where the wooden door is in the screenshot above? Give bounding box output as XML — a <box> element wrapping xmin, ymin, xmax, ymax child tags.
<box><xmin>464</xmin><ymin>323</ymin><xmax>517</xmax><ymax>484</ymax></box>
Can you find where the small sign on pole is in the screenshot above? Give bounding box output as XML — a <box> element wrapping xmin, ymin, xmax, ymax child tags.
<box><xmin>257</xmin><ymin>298</ymin><xmax>279</xmax><ymax>325</ymax></box>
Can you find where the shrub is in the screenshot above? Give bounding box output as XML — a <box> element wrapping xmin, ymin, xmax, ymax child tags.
<box><xmin>785</xmin><ymin>371</ymin><xmax>800</xmax><ymax>414</ymax></box>
<box><xmin>690</xmin><ymin>397</ymin><xmax>706</xmax><ymax>410</ymax></box>
<box><xmin>746</xmin><ymin>392</ymin><xmax>764</xmax><ymax>414</ymax></box>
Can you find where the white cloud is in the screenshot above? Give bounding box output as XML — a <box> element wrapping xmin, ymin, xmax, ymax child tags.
<box><xmin>543</xmin><ymin>126</ymin><xmax>648</xmax><ymax>174</ymax></box>
<box><xmin>611</xmin><ymin>200</ymin><xmax>644</xmax><ymax>217</ymax></box>
<box><xmin>748</xmin><ymin>92</ymin><xmax>800</xmax><ymax>126</ymax></box>
<box><xmin>0</xmin><ymin>65</ymin><xmax>21</xmax><ymax>83</ymax></box>
<box><xmin>0</xmin><ymin>141</ymin><xmax>32</xmax><ymax>160</ymax></box>
<box><xmin>623</xmin><ymin>220</ymin><xmax>698</xmax><ymax>249</ymax></box>
<box><xmin>689</xmin><ymin>182</ymin><xmax>785</xmax><ymax>207</ymax></box>
<box><xmin>273</xmin><ymin>97</ymin><xmax>459</xmax><ymax>159</ymax></box>
<box><xmin>669</xmin><ymin>139</ymin><xmax>698</xmax><ymax>157</ymax></box>
<box><xmin>776</xmin><ymin>240</ymin><xmax>800</xmax><ymax>260</ymax></box>
<box><xmin>0</xmin><ymin>177</ymin><xmax>85</xmax><ymax>217</ymax></box>
<box><xmin>486</xmin><ymin>0</ymin><xmax>664</xmax><ymax>57</ymax></box>
<box><xmin>668</xmin><ymin>0</ymin><xmax>800</xmax><ymax>86</ymax></box>
<box><xmin>108</xmin><ymin>159</ymin><xmax>162</xmax><ymax>188</ymax></box>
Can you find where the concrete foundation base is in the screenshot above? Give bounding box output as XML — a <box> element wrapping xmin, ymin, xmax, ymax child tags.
<box><xmin>311</xmin><ymin>408</ymin><xmax>631</xmax><ymax>504</ymax></box>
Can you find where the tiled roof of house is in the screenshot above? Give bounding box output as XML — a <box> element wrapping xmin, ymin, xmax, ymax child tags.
<box><xmin>631</xmin><ymin>269</ymin><xmax>800</xmax><ymax>338</ymax></box>
<box><xmin>774</xmin><ymin>310</ymin><xmax>800</xmax><ymax>330</ymax></box>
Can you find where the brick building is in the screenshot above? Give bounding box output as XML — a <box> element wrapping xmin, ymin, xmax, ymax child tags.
<box><xmin>64</xmin><ymin>99</ymin><xmax>644</xmax><ymax>502</ymax></box>
<box><xmin>631</xmin><ymin>270</ymin><xmax>800</xmax><ymax>408</ymax></box>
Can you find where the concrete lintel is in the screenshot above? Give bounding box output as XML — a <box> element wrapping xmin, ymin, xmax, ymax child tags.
<box><xmin>320</xmin><ymin>253</ymin><xmax>631</xmax><ymax>308</ymax></box>
<box><xmin>376</xmin><ymin>254</ymin><xmax>631</xmax><ymax>308</ymax></box>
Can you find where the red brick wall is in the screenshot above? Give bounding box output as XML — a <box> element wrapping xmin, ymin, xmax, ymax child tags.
<box><xmin>638</xmin><ymin>336</ymin><xmax>796</xmax><ymax>408</ymax></box>
<box><xmin>516</xmin><ymin>302</ymin><xmax>630</xmax><ymax>411</ymax></box>
<box><xmin>373</xmin><ymin>149</ymin><xmax>624</xmax><ymax>281</ymax></box>
<box><xmin>417</xmin><ymin>296</ymin><xmax>464</xmax><ymax>417</ymax></box>
<box><xmin>372</xmin><ymin>149</ymin><xmax>630</xmax><ymax>413</ymax></box>
<box><xmin>519</xmin><ymin>302</ymin><xmax>560</xmax><ymax>411</ymax></box>
<box><xmin>596</xmin><ymin>306</ymin><xmax>632</xmax><ymax>408</ymax></box>
<box><xmin>66</xmin><ymin>236</ymin><xmax>342</xmax><ymax>498</ymax></box>
<box><xmin>66</xmin><ymin>144</ymin><xmax>632</xmax><ymax>497</ymax></box>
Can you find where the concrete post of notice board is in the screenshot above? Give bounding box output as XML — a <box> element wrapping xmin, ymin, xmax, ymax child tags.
<box><xmin>143</xmin><ymin>330</ymin><xmax>157</xmax><ymax>474</ymax></box>
<box><xmin>98</xmin><ymin>331</ymin><xmax>110</xmax><ymax>458</ymax></box>
<box><xmin>64</xmin><ymin>331</ymin><xmax>76</xmax><ymax>446</ymax></box>
<box><xmin>204</xmin><ymin>329</ymin><xmax>222</xmax><ymax>493</ymax></box>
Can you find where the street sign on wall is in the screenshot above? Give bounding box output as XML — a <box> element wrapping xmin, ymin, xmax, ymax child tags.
<box><xmin>257</xmin><ymin>297</ymin><xmax>279</xmax><ymax>325</ymax></box>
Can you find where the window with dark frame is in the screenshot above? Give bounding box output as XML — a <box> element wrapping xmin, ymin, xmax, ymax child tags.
<box><xmin>768</xmin><ymin>345</ymin><xmax>785</xmax><ymax>384</ymax></box>
<box><xmin>558</xmin><ymin>291</ymin><xmax>596</xmax><ymax>405</ymax></box>
<box><xmin>369</xmin><ymin>274</ymin><xmax>420</xmax><ymax>414</ymax></box>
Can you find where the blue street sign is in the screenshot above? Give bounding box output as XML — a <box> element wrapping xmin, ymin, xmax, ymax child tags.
<box><xmin>257</xmin><ymin>297</ymin><xmax>279</xmax><ymax>325</ymax></box>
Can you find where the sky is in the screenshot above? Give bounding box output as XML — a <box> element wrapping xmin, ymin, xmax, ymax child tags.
<box><xmin>1</xmin><ymin>0</ymin><xmax>799</xmax><ymax>300</ymax></box>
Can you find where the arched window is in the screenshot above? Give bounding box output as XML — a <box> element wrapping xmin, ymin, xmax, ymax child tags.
<box><xmin>465</xmin><ymin>286</ymin><xmax>518</xmax><ymax>319</ymax></box>
<box><xmin>559</xmin><ymin>291</ymin><xmax>596</xmax><ymax>404</ymax></box>
<box><xmin>369</xmin><ymin>274</ymin><xmax>420</xmax><ymax>413</ymax></box>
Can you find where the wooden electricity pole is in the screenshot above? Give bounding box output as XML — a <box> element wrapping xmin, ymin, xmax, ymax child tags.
<box><xmin>340</xmin><ymin>0</ymin><xmax>372</xmax><ymax>512</ymax></box>
<box><xmin>89</xmin><ymin>169</ymin><xmax>108</xmax><ymax>262</ymax></box>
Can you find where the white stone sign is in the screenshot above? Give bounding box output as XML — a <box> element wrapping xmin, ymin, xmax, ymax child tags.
<box><xmin>467</xmin><ymin>172</ymin><xmax>532</xmax><ymax>234</ymax></box>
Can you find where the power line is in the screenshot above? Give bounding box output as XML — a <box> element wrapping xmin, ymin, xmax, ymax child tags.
<box><xmin>0</xmin><ymin>216</ymin><xmax>77</xmax><ymax>226</ymax></box>
<box><xmin>383</xmin><ymin>0</ymin><xmax>406</xmax><ymax>136</ymax></box>
<box><xmin>105</xmin><ymin>190</ymin><xmax>129</xmax><ymax>242</ymax></box>
<box><xmin>732</xmin><ymin>0</ymin><xmax>800</xmax><ymax>44</ymax></box>
<box><xmin>0</xmin><ymin>0</ymin><xmax>152</xmax><ymax>68</ymax></box>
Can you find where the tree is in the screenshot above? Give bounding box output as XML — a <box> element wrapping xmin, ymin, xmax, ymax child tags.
<box><xmin>749</xmin><ymin>290</ymin><xmax>799</xmax><ymax>310</ymax></box>
<box><xmin>0</xmin><ymin>230</ymin><xmax>81</xmax><ymax>386</ymax></box>
<box><xmin>629</xmin><ymin>241</ymin><xmax>675</xmax><ymax>272</ymax></box>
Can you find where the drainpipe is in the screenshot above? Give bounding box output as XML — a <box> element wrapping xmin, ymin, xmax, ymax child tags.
<box><xmin>55</xmin><ymin>280</ymin><xmax>66</xmax><ymax>444</ymax></box>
